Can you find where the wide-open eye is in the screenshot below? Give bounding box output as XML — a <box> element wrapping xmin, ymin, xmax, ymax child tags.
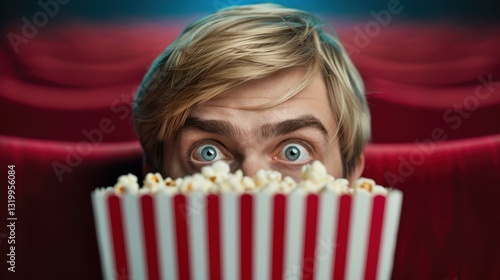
<box><xmin>192</xmin><ymin>144</ymin><xmax>225</xmax><ymax>162</ymax></box>
<box><xmin>278</xmin><ymin>143</ymin><xmax>311</xmax><ymax>162</ymax></box>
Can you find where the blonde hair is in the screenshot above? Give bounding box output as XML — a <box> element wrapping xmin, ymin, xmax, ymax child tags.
<box><xmin>134</xmin><ymin>3</ymin><xmax>371</xmax><ymax>176</ymax></box>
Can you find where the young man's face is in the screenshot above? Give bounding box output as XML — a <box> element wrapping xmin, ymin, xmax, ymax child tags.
<box><xmin>162</xmin><ymin>68</ymin><xmax>358</xmax><ymax>181</ymax></box>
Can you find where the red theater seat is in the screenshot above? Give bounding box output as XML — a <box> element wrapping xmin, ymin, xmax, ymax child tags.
<box><xmin>365</xmin><ymin>79</ymin><xmax>500</xmax><ymax>143</ymax></box>
<box><xmin>0</xmin><ymin>22</ymin><xmax>181</xmax><ymax>142</ymax></box>
<box><xmin>336</xmin><ymin>22</ymin><xmax>500</xmax><ymax>143</ymax></box>
<box><xmin>1</xmin><ymin>133</ymin><xmax>499</xmax><ymax>279</ymax></box>
<box><xmin>0</xmin><ymin>76</ymin><xmax>140</xmax><ymax>142</ymax></box>
<box><xmin>0</xmin><ymin>136</ymin><xmax>142</xmax><ymax>280</ymax></box>
<box><xmin>363</xmin><ymin>133</ymin><xmax>500</xmax><ymax>279</ymax></box>
<box><xmin>1</xmin><ymin>20</ymin><xmax>499</xmax><ymax>280</ymax></box>
<box><xmin>2</xmin><ymin>22</ymin><xmax>500</xmax><ymax>143</ymax></box>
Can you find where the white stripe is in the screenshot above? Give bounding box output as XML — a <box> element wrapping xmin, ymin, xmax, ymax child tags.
<box><xmin>155</xmin><ymin>192</ymin><xmax>178</xmax><ymax>280</ymax></box>
<box><xmin>253</xmin><ymin>190</ymin><xmax>272</xmax><ymax>280</ymax></box>
<box><xmin>91</xmin><ymin>189</ymin><xmax>116</xmax><ymax>280</ymax></box>
<box><xmin>376</xmin><ymin>191</ymin><xmax>403</xmax><ymax>280</ymax></box>
<box><xmin>122</xmin><ymin>192</ymin><xmax>147</xmax><ymax>280</ymax></box>
<box><xmin>221</xmin><ymin>191</ymin><xmax>239</xmax><ymax>280</ymax></box>
<box><xmin>283</xmin><ymin>188</ymin><xmax>307</xmax><ymax>280</ymax></box>
<box><xmin>314</xmin><ymin>192</ymin><xmax>338</xmax><ymax>280</ymax></box>
<box><xmin>188</xmin><ymin>192</ymin><xmax>209</xmax><ymax>280</ymax></box>
<box><xmin>346</xmin><ymin>192</ymin><xmax>372</xmax><ymax>280</ymax></box>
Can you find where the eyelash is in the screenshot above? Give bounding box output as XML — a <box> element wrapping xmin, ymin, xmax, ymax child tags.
<box><xmin>186</xmin><ymin>138</ymin><xmax>316</xmax><ymax>170</ymax></box>
<box><xmin>273</xmin><ymin>138</ymin><xmax>315</xmax><ymax>163</ymax></box>
<box><xmin>187</xmin><ymin>139</ymin><xmax>229</xmax><ymax>166</ymax></box>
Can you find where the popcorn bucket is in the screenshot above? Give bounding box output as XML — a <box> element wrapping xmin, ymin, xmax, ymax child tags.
<box><xmin>92</xmin><ymin>187</ymin><xmax>402</xmax><ymax>280</ymax></box>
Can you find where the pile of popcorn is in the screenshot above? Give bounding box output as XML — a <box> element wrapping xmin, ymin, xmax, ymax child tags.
<box><xmin>112</xmin><ymin>161</ymin><xmax>389</xmax><ymax>196</ymax></box>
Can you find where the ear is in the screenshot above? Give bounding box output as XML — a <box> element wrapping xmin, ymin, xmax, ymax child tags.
<box><xmin>347</xmin><ymin>154</ymin><xmax>365</xmax><ymax>182</ymax></box>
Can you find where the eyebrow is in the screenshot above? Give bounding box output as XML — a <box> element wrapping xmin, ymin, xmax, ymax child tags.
<box><xmin>182</xmin><ymin>116</ymin><xmax>241</xmax><ymax>138</ymax></box>
<box><xmin>182</xmin><ymin>114</ymin><xmax>329</xmax><ymax>141</ymax></box>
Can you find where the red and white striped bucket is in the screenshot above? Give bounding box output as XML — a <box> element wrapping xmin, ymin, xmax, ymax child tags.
<box><xmin>92</xmin><ymin>188</ymin><xmax>402</xmax><ymax>280</ymax></box>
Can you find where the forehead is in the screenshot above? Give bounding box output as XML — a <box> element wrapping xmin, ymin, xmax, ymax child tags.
<box><xmin>191</xmin><ymin>68</ymin><xmax>337</xmax><ymax>134</ymax></box>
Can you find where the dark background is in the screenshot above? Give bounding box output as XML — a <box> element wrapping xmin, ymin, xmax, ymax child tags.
<box><xmin>2</xmin><ymin>0</ymin><xmax>500</xmax><ymax>24</ymax></box>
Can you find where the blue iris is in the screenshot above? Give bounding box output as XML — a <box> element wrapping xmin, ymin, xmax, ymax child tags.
<box><xmin>285</xmin><ymin>145</ymin><xmax>300</xmax><ymax>161</ymax></box>
<box><xmin>201</xmin><ymin>146</ymin><xmax>217</xmax><ymax>161</ymax></box>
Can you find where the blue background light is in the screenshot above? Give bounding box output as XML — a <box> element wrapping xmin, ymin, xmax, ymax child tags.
<box><xmin>1</xmin><ymin>0</ymin><xmax>500</xmax><ymax>24</ymax></box>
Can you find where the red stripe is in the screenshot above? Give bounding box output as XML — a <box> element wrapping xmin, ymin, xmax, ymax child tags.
<box><xmin>364</xmin><ymin>195</ymin><xmax>386</xmax><ymax>280</ymax></box>
<box><xmin>206</xmin><ymin>194</ymin><xmax>221</xmax><ymax>280</ymax></box>
<box><xmin>173</xmin><ymin>194</ymin><xmax>191</xmax><ymax>280</ymax></box>
<box><xmin>271</xmin><ymin>194</ymin><xmax>287</xmax><ymax>280</ymax></box>
<box><xmin>107</xmin><ymin>195</ymin><xmax>130</xmax><ymax>279</ymax></box>
<box><xmin>240</xmin><ymin>194</ymin><xmax>253</xmax><ymax>280</ymax></box>
<box><xmin>141</xmin><ymin>195</ymin><xmax>160</xmax><ymax>280</ymax></box>
<box><xmin>301</xmin><ymin>194</ymin><xmax>320</xmax><ymax>280</ymax></box>
<box><xmin>332</xmin><ymin>195</ymin><xmax>352</xmax><ymax>280</ymax></box>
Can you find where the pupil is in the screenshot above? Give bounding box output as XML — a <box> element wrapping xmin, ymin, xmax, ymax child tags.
<box><xmin>285</xmin><ymin>146</ymin><xmax>300</xmax><ymax>161</ymax></box>
<box><xmin>201</xmin><ymin>146</ymin><xmax>217</xmax><ymax>161</ymax></box>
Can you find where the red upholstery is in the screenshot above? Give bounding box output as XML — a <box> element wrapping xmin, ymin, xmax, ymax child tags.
<box><xmin>0</xmin><ymin>22</ymin><xmax>182</xmax><ymax>142</ymax></box>
<box><xmin>363</xmin><ymin>134</ymin><xmax>500</xmax><ymax>279</ymax></box>
<box><xmin>335</xmin><ymin>22</ymin><xmax>500</xmax><ymax>143</ymax></box>
<box><xmin>0</xmin><ymin>136</ymin><xmax>142</xmax><ymax>280</ymax></box>
<box><xmin>1</xmin><ymin>134</ymin><xmax>499</xmax><ymax>279</ymax></box>
<box><xmin>366</xmin><ymin>87</ymin><xmax>500</xmax><ymax>143</ymax></box>
<box><xmin>0</xmin><ymin>82</ymin><xmax>139</xmax><ymax>142</ymax></box>
<box><xmin>1</xmin><ymin>21</ymin><xmax>500</xmax><ymax>280</ymax></box>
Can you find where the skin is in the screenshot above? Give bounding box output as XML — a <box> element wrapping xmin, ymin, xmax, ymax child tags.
<box><xmin>162</xmin><ymin>68</ymin><xmax>364</xmax><ymax>182</ymax></box>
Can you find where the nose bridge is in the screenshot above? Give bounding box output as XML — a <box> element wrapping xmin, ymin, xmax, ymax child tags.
<box><xmin>239</xmin><ymin>155</ymin><xmax>269</xmax><ymax>177</ymax></box>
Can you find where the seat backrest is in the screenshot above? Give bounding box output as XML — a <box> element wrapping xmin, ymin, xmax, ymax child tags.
<box><xmin>0</xmin><ymin>135</ymin><xmax>142</xmax><ymax>280</ymax></box>
<box><xmin>363</xmin><ymin>134</ymin><xmax>500</xmax><ymax>279</ymax></box>
<box><xmin>2</xmin><ymin>133</ymin><xmax>499</xmax><ymax>279</ymax></box>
